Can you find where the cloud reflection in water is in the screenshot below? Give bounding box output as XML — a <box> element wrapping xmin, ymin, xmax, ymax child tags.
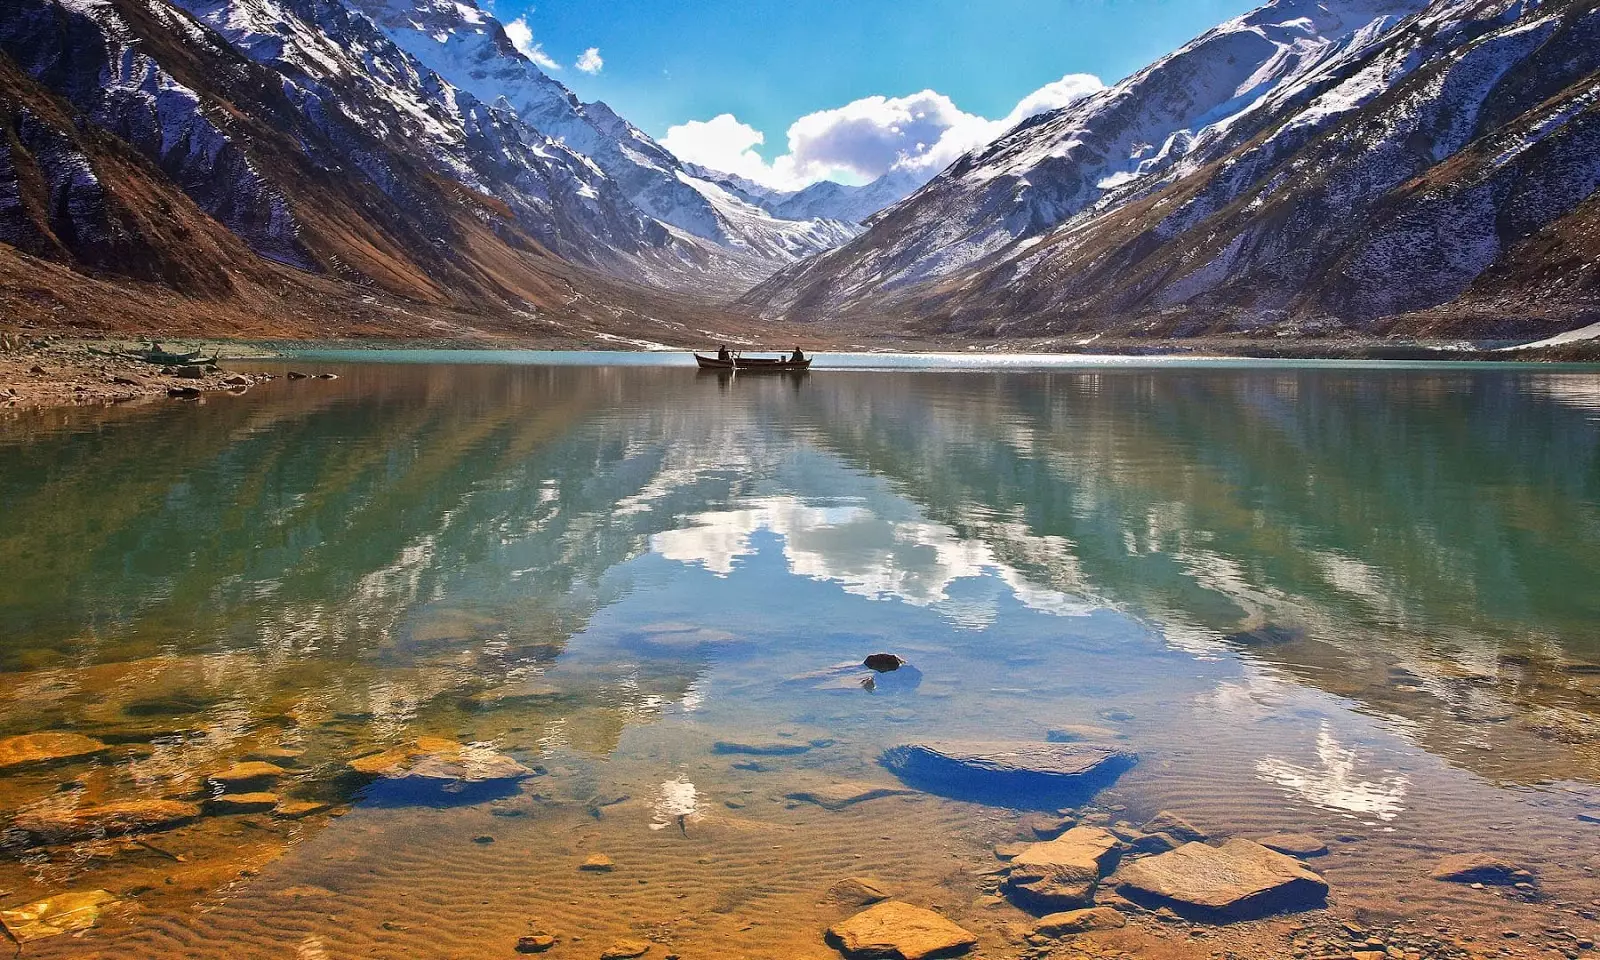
<box><xmin>650</xmin><ymin>495</ymin><xmax>1093</xmax><ymax>626</ymax></box>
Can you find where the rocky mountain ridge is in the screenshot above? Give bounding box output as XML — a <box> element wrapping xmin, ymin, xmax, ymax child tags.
<box><xmin>0</xmin><ymin>0</ymin><xmax>868</xmax><ymax>337</ymax></box>
<box><xmin>748</xmin><ymin>0</ymin><xmax>1600</xmax><ymax>341</ymax></box>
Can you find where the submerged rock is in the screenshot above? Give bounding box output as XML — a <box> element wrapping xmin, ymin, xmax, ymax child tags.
<box><xmin>580</xmin><ymin>853</ymin><xmax>615</xmax><ymax>872</ymax></box>
<box><xmin>600</xmin><ymin>940</ymin><xmax>650</xmax><ymax>959</ymax></box>
<box><xmin>864</xmin><ymin>654</ymin><xmax>906</xmax><ymax>672</ymax></box>
<box><xmin>1142</xmin><ymin>811</ymin><xmax>1207</xmax><ymax>844</ymax></box>
<box><xmin>1020</xmin><ymin>812</ymin><xmax>1076</xmax><ymax>840</ymax></box>
<box><xmin>208</xmin><ymin>792</ymin><xmax>280</xmax><ymax>814</ymax></box>
<box><xmin>0</xmin><ymin>733</ymin><xmax>111</xmax><ymax>770</ymax></box>
<box><xmin>1429</xmin><ymin>854</ymin><xmax>1536</xmax><ymax>885</ymax></box>
<box><xmin>825</xmin><ymin>901</ymin><xmax>978</xmax><ymax>960</ymax></box>
<box><xmin>1113</xmin><ymin>839</ymin><xmax>1329</xmax><ymax>921</ymax></box>
<box><xmin>0</xmin><ymin>889</ymin><xmax>118</xmax><ymax>941</ymax></box>
<box><xmin>1004</xmin><ymin>826</ymin><xmax>1122</xmax><ymax>911</ymax></box>
<box><xmin>208</xmin><ymin>761</ymin><xmax>288</xmax><ymax>789</ymax></box>
<box><xmin>788</xmin><ymin>661</ymin><xmax>924</xmax><ymax>695</ymax></box>
<box><xmin>828</xmin><ymin>877</ymin><xmax>892</xmax><ymax>906</ymax></box>
<box><xmin>515</xmin><ymin>933</ymin><xmax>557</xmax><ymax>952</ymax></box>
<box><xmin>713</xmin><ymin>738</ymin><xmax>815</xmax><ymax>756</ymax></box>
<box><xmin>1046</xmin><ymin>725</ymin><xmax>1125</xmax><ymax>742</ymax></box>
<box><xmin>880</xmin><ymin>741</ymin><xmax>1136</xmax><ymax>808</ymax></box>
<box><xmin>1257</xmin><ymin>833</ymin><xmax>1329</xmax><ymax>858</ymax></box>
<box><xmin>11</xmin><ymin>799</ymin><xmax>200</xmax><ymax>843</ymax></box>
<box><xmin>272</xmin><ymin>799</ymin><xmax>334</xmax><ymax>820</ymax></box>
<box><xmin>349</xmin><ymin>737</ymin><xmax>531</xmax><ymax>785</ymax></box>
<box><xmin>1031</xmin><ymin>906</ymin><xmax>1126</xmax><ymax>938</ymax></box>
<box><xmin>787</xmin><ymin>782</ymin><xmax>917</xmax><ymax>811</ymax></box>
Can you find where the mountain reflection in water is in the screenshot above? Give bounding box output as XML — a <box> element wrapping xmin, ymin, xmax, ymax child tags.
<box><xmin>1</xmin><ymin>357</ymin><xmax>1598</xmax><ymax>956</ymax></box>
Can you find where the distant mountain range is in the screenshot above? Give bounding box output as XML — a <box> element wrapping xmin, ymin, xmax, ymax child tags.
<box><xmin>2</xmin><ymin>0</ymin><xmax>1596</xmax><ymax>342</ymax></box>
<box><xmin>747</xmin><ymin>0</ymin><xmax>1600</xmax><ymax>341</ymax></box>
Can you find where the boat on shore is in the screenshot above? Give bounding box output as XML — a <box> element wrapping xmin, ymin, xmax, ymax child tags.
<box><xmin>90</xmin><ymin>344</ymin><xmax>221</xmax><ymax>366</ymax></box>
<box><xmin>693</xmin><ymin>353</ymin><xmax>811</xmax><ymax>371</ymax></box>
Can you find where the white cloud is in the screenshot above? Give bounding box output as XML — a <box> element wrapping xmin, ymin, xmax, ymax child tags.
<box><xmin>663</xmin><ymin>74</ymin><xmax>1104</xmax><ymax>191</ymax></box>
<box><xmin>661</xmin><ymin>115</ymin><xmax>802</xmax><ymax>186</ymax></box>
<box><xmin>504</xmin><ymin>17</ymin><xmax>561</xmax><ymax>71</ymax></box>
<box><xmin>575</xmin><ymin>47</ymin><xmax>603</xmax><ymax>74</ymax></box>
<box><xmin>1000</xmin><ymin>74</ymin><xmax>1106</xmax><ymax>128</ymax></box>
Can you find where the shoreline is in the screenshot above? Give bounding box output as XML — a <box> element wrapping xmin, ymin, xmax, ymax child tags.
<box><xmin>3</xmin><ymin>332</ymin><xmax>1598</xmax><ymax>413</ymax></box>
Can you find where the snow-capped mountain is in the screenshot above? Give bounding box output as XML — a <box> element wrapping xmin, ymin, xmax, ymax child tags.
<box><xmin>749</xmin><ymin>0</ymin><xmax>1600</xmax><ymax>338</ymax></box>
<box><xmin>770</xmin><ymin>170</ymin><xmax>924</xmax><ymax>225</ymax></box>
<box><xmin>0</xmin><ymin>0</ymin><xmax>862</xmax><ymax>335</ymax></box>
<box><xmin>342</xmin><ymin>0</ymin><xmax>857</xmax><ymax>274</ymax></box>
<box><xmin>682</xmin><ymin>165</ymin><xmax>922</xmax><ymax>226</ymax></box>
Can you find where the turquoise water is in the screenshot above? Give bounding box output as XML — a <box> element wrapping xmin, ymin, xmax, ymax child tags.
<box><xmin>1</xmin><ymin>355</ymin><xmax>1599</xmax><ymax>957</ymax></box>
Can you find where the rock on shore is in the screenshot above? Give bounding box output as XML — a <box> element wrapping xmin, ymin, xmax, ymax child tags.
<box><xmin>825</xmin><ymin>901</ymin><xmax>978</xmax><ymax>959</ymax></box>
<box><xmin>1004</xmin><ymin>826</ymin><xmax>1123</xmax><ymax>911</ymax></box>
<box><xmin>1113</xmin><ymin>839</ymin><xmax>1329</xmax><ymax>921</ymax></box>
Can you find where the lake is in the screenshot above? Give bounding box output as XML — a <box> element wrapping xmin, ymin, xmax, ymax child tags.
<box><xmin>2</xmin><ymin>355</ymin><xmax>1599</xmax><ymax>958</ymax></box>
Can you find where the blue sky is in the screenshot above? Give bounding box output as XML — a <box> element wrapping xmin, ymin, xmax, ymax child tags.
<box><xmin>502</xmin><ymin>0</ymin><xmax>1261</xmax><ymax>188</ymax></box>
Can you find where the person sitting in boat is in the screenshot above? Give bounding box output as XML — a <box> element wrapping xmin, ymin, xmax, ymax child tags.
<box><xmin>791</xmin><ymin>347</ymin><xmax>806</xmax><ymax>362</ymax></box>
<box><xmin>717</xmin><ymin>344</ymin><xmax>731</xmax><ymax>362</ymax></box>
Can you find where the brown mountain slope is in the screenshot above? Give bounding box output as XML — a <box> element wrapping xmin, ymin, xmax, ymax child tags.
<box><xmin>0</xmin><ymin>0</ymin><xmax>747</xmax><ymax>341</ymax></box>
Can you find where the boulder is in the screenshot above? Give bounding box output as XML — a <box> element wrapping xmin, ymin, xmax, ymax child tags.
<box><xmin>787</xmin><ymin>782</ymin><xmax>917</xmax><ymax>810</ymax></box>
<box><xmin>1031</xmin><ymin>907</ymin><xmax>1126</xmax><ymax>938</ymax></box>
<box><xmin>825</xmin><ymin>901</ymin><xmax>978</xmax><ymax>960</ymax></box>
<box><xmin>1429</xmin><ymin>854</ymin><xmax>1535</xmax><ymax>885</ymax></box>
<box><xmin>828</xmin><ymin>877</ymin><xmax>892</xmax><ymax>906</ymax></box>
<box><xmin>0</xmin><ymin>732</ymin><xmax>111</xmax><ymax>770</ymax></box>
<box><xmin>1257</xmin><ymin>833</ymin><xmax>1328</xmax><ymax>858</ymax></box>
<box><xmin>1113</xmin><ymin>839</ymin><xmax>1329</xmax><ymax>921</ymax></box>
<box><xmin>11</xmin><ymin>799</ymin><xmax>201</xmax><ymax>843</ymax></box>
<box><xmin>880</xmin><ymin>741</ymin><xmax>1136</xmax><ymax>807</ymax></box>
<box><xmin>864</xmin><ymin>654</ymin><xmax>906</xmax><ymax>672</ymax></box>
<box><xmin>0</xmin><ymin>889</ymin><xmax>118</xmax><ymax>941</ymax></box>
<box><xmin>175</xmin><ymin>365</ymin><xmax>205</xmax><ymax>379</ymax></box>
<box><xmin>1004</xmin><ymin>826</ymin><xmax>1122</xmax><ymax>911</ymax></box>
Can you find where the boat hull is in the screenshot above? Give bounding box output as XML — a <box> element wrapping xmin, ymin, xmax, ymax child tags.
<box><xmin>693</xmin><ymin>354</ymin><xmax>811</xmax><ymax>371</ymax></box>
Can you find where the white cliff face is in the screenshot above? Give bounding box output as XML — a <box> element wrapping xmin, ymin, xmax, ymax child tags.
<box><xmin>748</xmin><ymin>0</ymin><xmax>1600</xmax><ymax>338</ymax></box>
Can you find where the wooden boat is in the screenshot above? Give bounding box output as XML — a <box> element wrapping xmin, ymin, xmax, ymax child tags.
<box><xmin>91</xmin><ymin>345</ymin><xmax>220</xmax><ymax>366</ymax></box>
<box><xmin>693</xmin><ymin>353</ymin><xmax>811</xmax><ymax>371</ymax></box>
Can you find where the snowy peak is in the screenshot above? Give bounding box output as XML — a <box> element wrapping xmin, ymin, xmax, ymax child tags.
<box><xmin>680</xmin><ymin>165</ymin><xmax>922</xmax><ymax>226</ymax></box>
<box><xmin>748</xmin><ymin>0</ymin><xmax>1600</xmax><ymax>339</ymax></box>
<box><xmin>342</xmin><ymin>0</ymin><xmax>852</xmax><ymax>269</ymax></box>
